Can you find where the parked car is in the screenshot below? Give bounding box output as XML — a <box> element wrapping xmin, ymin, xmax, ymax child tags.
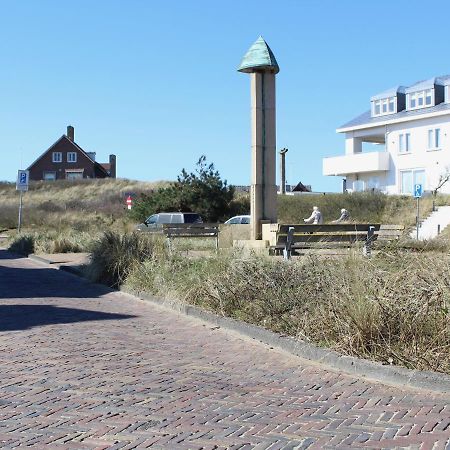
<box><xmin>224</xmin><ymin>215</ymin><xmax>251</xmax><ymax>224</ymax></box>
<box><xmin>136</xmin><ymin>212</ymin><xmax>203</xmax><ymax>231</ymax></box>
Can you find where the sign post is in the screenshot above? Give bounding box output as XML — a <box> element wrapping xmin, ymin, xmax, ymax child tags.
<box><xmin>16</xmin><ymin>170</ymin><xmax>29</xmax><ymax>233</ymax></box>
<box><xmin>126</xmin><ymin>195</ymin><xmax>132</xmax><ymax>210</ymax></box>
<box><xmin>414</xmin><ymin>183</ymin><xmax>423</xmax><ymax>240</ymax></box>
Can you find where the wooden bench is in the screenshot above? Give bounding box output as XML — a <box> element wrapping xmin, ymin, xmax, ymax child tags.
<box><xmin>161</xmin><ymin>223</ymin><xmax>220</xmax><ymax>250</ymax></box>
<box><xmin>375</xmin><ymin>224</ymin><xmax>405</xmax><ymax>242</ymax></box>
<box><xmin>271</xmin><ymin>223</ymin><xmax>381</xmax><ymax>259</ymax></box>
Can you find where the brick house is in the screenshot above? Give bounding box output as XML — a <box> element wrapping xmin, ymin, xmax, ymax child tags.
<box><xmin>28</xmin><ymin>126</ymin><xmax>117</xmax><ymax>181</ymax></box>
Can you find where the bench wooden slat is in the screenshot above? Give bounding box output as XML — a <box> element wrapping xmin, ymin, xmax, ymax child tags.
<box><xmin>379</xmin><ymin>224</ymin><xmax>405</xmax><ymax>231</ymax></box>
<box><xmin>166</xmin><ymin>229</ymin><xmax>219</xmax><ymax>237</ymax></box>
<box><xmin>276</xmin><ymin>233</ymin><xmax>374</xmax><ymax>244</ymax></box>
<box><xmin>161</xmin><ymin>223</ymin><xmax>218</xmax><ymax>229</ymax></box>
<box><xmin>272</xmin><ymin>223</ymin><xmax>380</xmax><ymax>258</ymax></box>
<box><xmin>278</xmin><ymin>224</ymin><xmax>381</xmax><ymax>233</ymax></box>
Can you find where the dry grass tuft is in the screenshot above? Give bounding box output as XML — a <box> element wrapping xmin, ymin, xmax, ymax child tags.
<box><xmin>85</xmin><ymin>231</ymin><xmax>166</xmax><ymax>288</ymax></box>
<box><xmin>124</xmin><ymin>247</ymin><xmax>450</xmax><ymax>374</ymax></box>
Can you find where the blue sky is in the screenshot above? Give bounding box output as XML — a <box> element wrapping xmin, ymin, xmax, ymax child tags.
<box><xmin>2</xmin><ymin>0</ymin><xmax>450</xmax><ymax>191</ymax></box>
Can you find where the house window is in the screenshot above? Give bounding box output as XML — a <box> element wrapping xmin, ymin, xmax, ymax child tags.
<box><xmin>353</xmin><ymin>180</ymin><xmax>365</xmax><ymax>192</ymax></box>
<box><xmin>409</xmin><ymin>90</ymin><xmax>433</xmax><ymax>109</ymax></box>
<box><xmin>67</xmin><ymin>152</ymin><xmax>77</xmax><ymax>162</ymax></box>
<box><xmin>373</xmin><ymin>97</ymin><xmax>395</xmax><ymax>116</ymax></box>
<box><xmin>388</xmin><ymin>98</ymin><xmax>395</xmax><ymax>112</ymax></box>
<box><xmin>400</xmin><ymin>169</ymin><xmax>426</xmax><ymax>194</ymax></box>
<box><xmin>428</xmin><ymin>128</ymin><xmax>441</xmax><ymax>149</ymax></box>
<box><xmin>399</xmin><ymin>133</ymin><xmax>411</xmax><ymax>153</ymax></box>
<box><xmin>66</xmin><ymin>170</ymin><xmax>83</xmax><ymax>180</ymax></box>
<box><xmin>425</xmin><ymin>89</ymin><xmax>432</xmax><ymax>105</ymax></box>
<box><xmin>401</xmin><ymin>171</ymin><xmax>413</xmax><ymax>195</ymax></box>
<box><xmin>43</xmin><ymin>171</ymin><xmax>56</xmax><ymax>181</ymax></box>
<box><xmin>52</xmin><ymin>152</ymin><xmax>62</xmax><ymax>163</ymax></box>
<box><xmin>417</xmin><ymin>91</ymin><xmax>424</xmax><ymax>107</ymax></box>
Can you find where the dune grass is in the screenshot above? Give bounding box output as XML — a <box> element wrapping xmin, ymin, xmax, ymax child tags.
<box><xmin>82</xmin><ymin>231</ymin><xmax>450</xmax><ymax>374</ymax></box>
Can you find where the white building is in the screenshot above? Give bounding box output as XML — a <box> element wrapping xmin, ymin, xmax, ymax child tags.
<box><xmin>323</xmin><ymin>76</ymin><xmax>450</xmax><ymax>195</ymax></box>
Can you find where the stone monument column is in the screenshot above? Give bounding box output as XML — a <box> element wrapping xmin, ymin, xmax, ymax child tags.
<box><xmin>238</xmin><ymin>36</ymin><xmax>279</xmax><ymax>240</ymax></box>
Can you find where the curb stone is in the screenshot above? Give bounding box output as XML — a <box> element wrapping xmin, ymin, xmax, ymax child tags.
<box><xmin>27</xmin><ymin>253</ymin><xmax>450</xmax><ymax>396</ymax></box>
<box><xmin>28</xmin><ymin>254</ymin><xmax>85</xmax><ymax>276</ymax></box>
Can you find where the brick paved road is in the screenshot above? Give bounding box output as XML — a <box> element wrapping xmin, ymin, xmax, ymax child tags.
<box><xmin>0</xmin><ymin>250</ymin><xmax>449</xmax><ymax>449</ymax></box>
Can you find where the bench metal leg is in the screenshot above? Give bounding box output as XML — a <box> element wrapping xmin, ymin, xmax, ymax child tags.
<box><xmin>363</xmin><ymin>226</ymin><xmax>375</xmax><ymax>257</ymax></box>
<box><xmin>283</xmin><ymin>227</ymin><xmax>295</xmax><ymax>260</ymax></box>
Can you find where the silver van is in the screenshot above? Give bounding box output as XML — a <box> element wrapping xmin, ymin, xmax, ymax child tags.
<box><xmin>136</xmin><ymin>212</ymin><xmax>203</xmax><ymax>231</ymax></box>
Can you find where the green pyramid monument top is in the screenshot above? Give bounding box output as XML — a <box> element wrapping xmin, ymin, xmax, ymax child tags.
<box><xmin>238</xmin><ymin>36</ymin><xmax>279</xmax><ymax>74</ymax></box>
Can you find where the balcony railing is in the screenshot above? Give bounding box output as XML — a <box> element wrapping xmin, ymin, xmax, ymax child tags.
<box><xmin>323</xmin><ymin>151</ymin><xmax>390</xmax><ymax>176</ymax></box>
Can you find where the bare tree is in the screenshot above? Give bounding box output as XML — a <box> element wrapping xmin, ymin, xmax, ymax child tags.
<box><xmin>432</xmin><ymin>170</ymin><xmax>450</xmax><ymax>197</ymax></box>
<box><xmin>431</xmin><ymin>168</ymin><xmax>450</xmax><ymax>210</ymax></box>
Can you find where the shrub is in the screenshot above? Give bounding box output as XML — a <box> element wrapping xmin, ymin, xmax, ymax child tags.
<box><xmin>8</xmin><ymin>234</ymin><xmax>35</xmax><ymax>256</ymax></box>
<box><xmin>131</xmin><ymin>156</ymin><xmax>235</xmax><ymax>223</ymax></box>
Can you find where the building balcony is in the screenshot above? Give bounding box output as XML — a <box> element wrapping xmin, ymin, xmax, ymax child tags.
<box><xmin>323</xmin><ymin>151</ymin><xmax>390</xmax><ymax>176</ymax></box>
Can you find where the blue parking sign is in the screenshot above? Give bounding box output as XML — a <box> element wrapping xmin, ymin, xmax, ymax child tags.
<box><xmin>16</xmin><ymin>170</ymin><xmax>29</xmax><ymax>191</ymax></box>
<box><xmin>414</xmin><ymin>183</ymin><xmax>423</xmax><ymax>198</ymax></box>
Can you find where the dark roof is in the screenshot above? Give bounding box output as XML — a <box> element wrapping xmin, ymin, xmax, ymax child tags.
<box><xmin>339</xmin><ymin>101</ymin><xmax>450</xmax><ymax>130</ymax></box>
<box><xmin>405</xmin><ymin>76</ymin><xmax>446</xmax><ymax>93</ymax></box>
<box><xmin>292</xmin><ymin>181</ymin><xmax>311</xmax><ymax>192</ymax></box>
<box><xmin>370</xmin><ymin>85</ymin><xmax>406</xmax><ymax>101</ymax></box>
<box><xmin>340</xmin><ymin>74</ymin><xmax>450</xmax><ymax>130</ymax></box>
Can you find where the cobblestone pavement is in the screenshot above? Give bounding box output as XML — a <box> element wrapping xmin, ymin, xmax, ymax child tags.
<box><xmin>0</xmin><ymin>250</ymin><xmax>449</xmax><ymax>449</ymax></box>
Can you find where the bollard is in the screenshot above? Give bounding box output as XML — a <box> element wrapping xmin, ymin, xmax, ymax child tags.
<box><xmin>438</xmin><ymin>224</ymin><xmax>441</xmax><ymax>235</ymax></box>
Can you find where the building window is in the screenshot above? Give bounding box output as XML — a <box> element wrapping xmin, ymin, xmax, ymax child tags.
<box><xmin>373</xmin><ymin>97</ymin><xmax>395</xmax><ymax>117</ymax></box>
<box><xmin>67</xmin><ymin>152</ymin><xmax>77</xmax><ymax>162</ymax></box>
<box><xmin>399</xmin><ymin>133</ymin><xmax>410</xmax><ymax>153</ymax></box>
<box><xmin>400</xmin><ymin>169</ymin><xmax>426</xmax><ymax>195</ymax></box>
<box><xmin>52</xmin><ymin>152</ymin><xmax>62</xmax><ymax>163</ymax></box>
<box><xmin>43</xmin><ymin>171</ymin><xmax>56</xmax><ymax>181</ymax></box>
<box><xmin>425</xmin><ymin>89</ymin><xmax>432</xmax><ymax>105</ymax></box>
<box><xmin>428</xmin><ymin>128</ymin><xmax>441</xmax><ymax>149</ymax></box>
<box><xmin>388</xmin><ymin>98</ymin><xmax>395</xmax><ymax>112</ymax></box>
<box><xmin>353</xmin><ymin>180</ymin><xmax>365</xmax><ymax>192</ymax></box>
<box><xmin>409</xmin><ymin>89</ymin><xmax>433</xmax><ymax>110</ymax></box>
<box><xmin>66</xmin><ymin>171</ymin><xmax>83</xmax><ymax>180</ymax></box>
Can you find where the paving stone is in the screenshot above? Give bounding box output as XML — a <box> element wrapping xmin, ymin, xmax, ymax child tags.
<box><xmin>0</xmin><ymin>250</ymin><xmax>449</xmax><ymax>448</ymax></box>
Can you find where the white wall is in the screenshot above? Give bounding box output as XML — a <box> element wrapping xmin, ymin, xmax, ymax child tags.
<box><xmin>386</xmin><ymin>115</ymin><xmax>450</xmax><ymax>194</ymax></box>
<box><xmin>343</xmin><ymin>114</ymin><xmax>450</xmax><ymax>194</ymax></box>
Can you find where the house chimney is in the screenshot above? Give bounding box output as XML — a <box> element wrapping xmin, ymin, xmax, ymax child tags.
<box><xmin>109</xmin><ymin>154</ymin><xmax>116</xmax><ymax>178</ymax></box>
<box><xmin>67</xmin><ymin>125</ymin><xmax>74</xmax><ymax>141</ymax></box>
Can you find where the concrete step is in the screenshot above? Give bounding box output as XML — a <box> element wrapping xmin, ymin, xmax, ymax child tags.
<box><xmin>410</xmin><ymin>205</ymin><xmax>450</xmax><ymax>240</ymax></box>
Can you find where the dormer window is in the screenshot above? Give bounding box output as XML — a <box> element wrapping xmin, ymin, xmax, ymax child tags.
<box><xmin>405</xmin><ymin>78</ymin><xmax>444</xmax><ymax>110</ymax></box>
<box><xmin>409</xmin><ymin>89</ymin><xmax>433</xmax><ymax>109</ymax></box>
<box><xmin>370</xmin><ymin>86</ymin><xmax>406</xmax><ymax>118</ymax></box>
<box><xmin>372</xmin><ymin>97</ymin><xmax>396</xmax><ymax>117</ymax></box>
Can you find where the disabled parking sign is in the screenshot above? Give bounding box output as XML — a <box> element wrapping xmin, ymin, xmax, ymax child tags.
<box><xmin>414</xmin><ymin>183</ymin><xmax>423</xmax><ymax>198</ymax></box>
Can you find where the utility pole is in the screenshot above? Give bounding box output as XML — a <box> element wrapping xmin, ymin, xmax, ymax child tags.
<box><xmin>279</xmin><ymin>148</ymin><xmax>288</xmax><ymax>194</ymax></box>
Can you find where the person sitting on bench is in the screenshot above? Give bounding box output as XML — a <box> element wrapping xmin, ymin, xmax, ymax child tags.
<box><xmin>332</xmin><ymin>208</ymin><xmax>350</xmax><ymax>223</ymax></box>
<box><xmin>304</xmin><ymin>206</ymin><xmax>323</xmax><ymax>224</ymax></box>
